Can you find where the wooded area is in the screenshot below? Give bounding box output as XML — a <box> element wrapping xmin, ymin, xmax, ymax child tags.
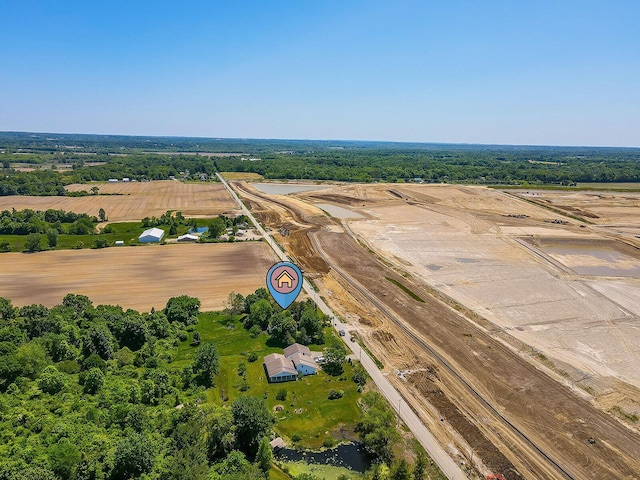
<box><xmin>1</xmin><ymin>132</ymin><xmax>639</xmax><ymax>195</ymax></box>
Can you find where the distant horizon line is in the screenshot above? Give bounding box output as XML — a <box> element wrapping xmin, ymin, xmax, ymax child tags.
<box><xmin>1</xmin><ymin>130</ymin><xmax>639</xmax><ymax>150</ymax></box>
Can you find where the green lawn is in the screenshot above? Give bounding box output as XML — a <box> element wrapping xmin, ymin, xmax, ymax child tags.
<box><xmin>281</xmin><ymin>461</ymin><xmax>363</xmax><ymax>480</ymax></box>
<box><xmin>176</xmin><ymin>313</ymin><xmax>363</xmax><ymax>450</ymax></box>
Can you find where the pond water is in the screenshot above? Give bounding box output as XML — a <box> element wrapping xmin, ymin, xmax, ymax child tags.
<box><xmin>541</xmin><ymin>244</ymin><xmax>640</xmax><ymax>278</ymax></box>
<box><xmin>275</xmin><ymin>442</ymin><xmax>372</xmax><ymax>473</ymax></box>
<box><xmin>252</xmin><ymin>183</ymin><xmax>329</xmax><ymax>195</ymax></box>
<box><xmin>315</xmin><ymin>203</ymin><xmax>364</xmax><ymax>219</ymax></box>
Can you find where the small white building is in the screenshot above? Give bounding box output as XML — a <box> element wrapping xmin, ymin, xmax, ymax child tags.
<box><xmin>138</xmin><ymin>227</ymin><xmax>165</xmax><ymax>243</ymax></box>
<box><xmin>177</xmin><ymin>234</ymin><xmax>198</xmax><ymax>242</ymax></box>
<box><xmin>108</xmin><ymin>178</ymin><xmax>118</xmax><ymax>183</ymax></box>
<box><xmin>122</xmin><ymin>177</ymin><xmax>130</xmax><ymax>182</ymax></box>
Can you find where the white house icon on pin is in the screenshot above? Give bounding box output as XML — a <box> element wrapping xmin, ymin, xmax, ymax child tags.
<box><xmin>276</xmin><ymin>270</ymin><xmax>294</xmax><ymax>288</ymax></box>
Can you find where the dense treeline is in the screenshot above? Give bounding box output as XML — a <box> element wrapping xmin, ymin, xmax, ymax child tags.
<box><xmin>215</xmin><ymin>149</ymin><xmax>640</xmax><ymax>184</ymax></box>
<box><xmin>0</xmin><ymin>209</ymin><xmax>97</xmax><ymax>235</ymax></box>
<box><xmin>0</xmin><ymin>294</ymin><xmax>279</xmax><ymax>479</ymax></box>
<box><xmin>2</xmin><ymin>133</ymin><xmax>640</xmax><ymax>195</ymax></box>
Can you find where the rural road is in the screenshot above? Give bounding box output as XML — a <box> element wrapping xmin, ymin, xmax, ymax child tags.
<box><xmin>217</xmin><ymin>174</ymin><xmax>467</xmax><ymax>480</ymax></box>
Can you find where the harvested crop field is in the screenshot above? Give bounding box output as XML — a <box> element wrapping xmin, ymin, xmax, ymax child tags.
<box><xmin>0</xmin><ymin>181</ymin><xmax>237</xmax><ymax>221</ymax></box>
<box><xmin>0</xmin><ymin>243</ymin><xmax>278</xmax><ymax>312</ymax></box>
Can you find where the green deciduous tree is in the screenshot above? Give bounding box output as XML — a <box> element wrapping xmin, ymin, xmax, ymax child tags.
<box><xmin>82</xmin><ymin>324</ymin><xmax>115</xmax><ymax>360</ymax></box>
<box><xmin>193</xmin><ymin>343</ymin><xmax>219</xmax><ymax>387</ymax></box>
<box><xmin>45</xmin><ymin>228</ymin><xmax>58</xmax><ymax>247</ymax></box>
<box><xmin>207</xmin><ymin>217</ymin><xmax>226</xmax><ymax>239</ymax></box>
<box><xmin>256</xmin><ymin>436</ymin><xmax>273</xmax><ymax>476</ymax></box>
<box><xmin>231</xmin><ymin>396</ymin><xmax>274</xmax><ymax>458</ymax></box>
<box><xmin>83</xmin><ymin>367</ymin><xmax>104</xmax><ymax>394</ymax></box>
<box><xmin>24</xmin><ymin>233</ymin><xmax>42</xmax><ymax>252</ymax></box>
<box><xmin>357</xmin><ymin>391</ymin><xmax>399</xmax><ymax>464</ymax></box>
<box><xmin>247</xmin><ymin>299</ymin><xmax>272</xmax><ymax>330</ymax></box>
<box><xmin>15</xmin><ymin>342</ymin><xmax>48</xmax><ymax>378</ymax></box>
<box><xmin>112</xmin><ymin>433</ymin><xmax>155</xmax><ymax>479</ymax></box>
<box><xmin>413</xmin><ymin>450</ymin><xmax>427</xmax><ymax>480</ymax></box>
<box><xmin>38</xmin><ymin>365</ymin><xmax>66</xmax><ymax>394</ymax></box>
<box><xmin>165</xmin><ymin>295</ymin><xmax>201</xmax><ymax>325</ymax></box>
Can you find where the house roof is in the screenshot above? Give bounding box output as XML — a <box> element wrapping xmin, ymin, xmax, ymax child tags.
<box><xmin>290</xmin><ymin>352</ymin><xmax>317</xmax><ymax>370</ymax></box>
<box><xmin>264</xmin><ymin>353</ymin><xmax>296</xmax><ymax>378</ymax></box>
<box><xmin>177</xmin><ymin>234</ymin><xmax>199</xmax><ymax>241</ymax></box>
<box><xmin>283</xmin><ymin>343</ymin><xmax>311</xmax><ymax>358</ymax></box>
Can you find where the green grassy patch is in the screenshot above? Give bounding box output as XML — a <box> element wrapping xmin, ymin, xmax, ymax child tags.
<box><xmin>385</xmin><ymin>277</ymin><xmax>425</xmax><ymax>303</ymax></box>
<box><xmin>177</xmin><ymin>313</ymin><xmax>363</xmax><ymax>450</ymax></box>
<box><xmin>281</xmin><ymin>461</ymin><xmax>363</xmax><ymax>479</ymax></box>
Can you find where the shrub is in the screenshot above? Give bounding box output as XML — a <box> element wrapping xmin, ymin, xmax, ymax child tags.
<box><xmin>291</xmin><ymin>433</ymin><xmax>301</xmax><ymax>443</ymax></box>
<box><xmin>248</xmin><ymin>325</ymin><xmax>262</xmax><ymax>338</ymax></box>
<box><xmin>247</xmin><ymin>352</ymin><xmax>258</xmax><ymax>362</ymax></box>
<box><xmin>323</xmin><ymin>437</ymin><xmax>336</xmax><ymax>448</ymax></box>
<box><xmin>276</xmin><ymin>388</ymin><xmax>287</xmax><ymax>401</ymax></box>
<box><xmin>328</xmin><ymin>389</ymin><xmax>344</xmax><ymax>400</ymax></box>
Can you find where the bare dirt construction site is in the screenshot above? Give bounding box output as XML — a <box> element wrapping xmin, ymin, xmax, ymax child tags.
<box><xmin>0</xmin><ymin>243</ymin><xmax>277</xmax><ymax>312</ymax></box>
<box><xmin>0</xmin><ymin>180</ymin><xmax>237</xmax><ymax>221</ymax></box>
<box><xmin>235</xmin><ymin>181</ymin><xmax>640</xmax><ymax>479</ymax></box>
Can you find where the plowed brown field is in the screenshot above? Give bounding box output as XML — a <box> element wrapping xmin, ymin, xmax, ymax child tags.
<box><xmin>0</xmin><ymin>243</ymin><xmax>277</xmax><ymax>311</ymax></box>
<box><xmin>0</xmin><ymin>181</ymin><xmax>237</xmax><ymax>221</ymax></box>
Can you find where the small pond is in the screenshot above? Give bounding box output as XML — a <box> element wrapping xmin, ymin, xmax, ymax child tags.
<box><xmin>253</xmin><ymin>183</ymin><xmax>329</xmax><ymax>195</ymax></box>
<box><xmin>275</xmin><ymin>442</ymin><xmax>371</xmax><ymax>473</ymax></box>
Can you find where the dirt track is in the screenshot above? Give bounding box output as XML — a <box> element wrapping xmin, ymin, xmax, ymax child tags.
<box><xmin>235</xmin><ymin>181</ymin><xmax>640</xmax><ymax>479</ymax></box>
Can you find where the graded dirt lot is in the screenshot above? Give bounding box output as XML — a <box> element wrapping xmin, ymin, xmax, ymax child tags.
<box><xmin>0</xmin><ymin>243</ymin><xmax>277</xmax><ymax>312</ymax></box>
<box><xmin>0</xmin><ymin>181</ymin><xmax>237</xmax><ymax>221</ymax></box>
<box><xmin>234</xmin><ymin>181</ymin><xmax>640</xmax><ymax>479</ymax></box>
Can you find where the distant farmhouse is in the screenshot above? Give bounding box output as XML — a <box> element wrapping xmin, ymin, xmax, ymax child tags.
<box><xmin>264</xmin><ymin>343</ymin><xmax>319</xmax><ymax>383</ymax></box>
<box><xmin>138</xmin><ymin>227</ymin><xmax>165</xmax><ymax>243</ymax></box>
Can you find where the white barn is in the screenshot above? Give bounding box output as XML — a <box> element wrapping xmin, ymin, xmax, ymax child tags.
<box><xmin>138</xmin><ymin>227</ymin><xmax>165</xmax><ymax>243</ymax></box>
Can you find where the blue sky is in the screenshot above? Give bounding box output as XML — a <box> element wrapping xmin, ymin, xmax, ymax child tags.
<box><xmin>1</xmin><ymin>1</ymin><xmax>638</xmax><ymax>146</ymax></box>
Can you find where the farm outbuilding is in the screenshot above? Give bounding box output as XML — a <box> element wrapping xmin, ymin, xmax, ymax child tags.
<box><xmin>138</xmin><ymin>227</ymin><xmax>165</xmax><ymax>243</ymax></box>
<box><xmin>177</xmin><ymin>234</ymin><xmax>199</xmax><ymax>242</ymax></box>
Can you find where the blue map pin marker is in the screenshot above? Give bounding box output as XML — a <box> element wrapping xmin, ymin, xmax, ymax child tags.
<box><xmin>267</xmin><ymin>261</ymin><xmax>303</xmax><ymax>309</ymax></box>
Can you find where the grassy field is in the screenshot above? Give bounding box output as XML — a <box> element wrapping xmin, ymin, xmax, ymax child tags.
<box><xmin>280</xmin><ymin>461</ymin><xmax>363</xmax><ymax>479</ymax></box>
<box><xmin>175</xmin><ymin>312</ymin><xmax>363</xmax><ymax>450</ymax></box>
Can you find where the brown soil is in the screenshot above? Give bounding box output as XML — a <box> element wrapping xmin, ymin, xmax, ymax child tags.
<box><xmin>0</xmin><ymin>181</ymin><xmax>237</xmax><ymax>222</ymax></box>
<box><xmin>0</xmin><ymin>243</ymin><xmax>278</xmax><ymax>311</ymax></box>
<box><xmin>235</xmin><ymin>182</ymin><xmax>640</xmax><ymax>480</ymax></box>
